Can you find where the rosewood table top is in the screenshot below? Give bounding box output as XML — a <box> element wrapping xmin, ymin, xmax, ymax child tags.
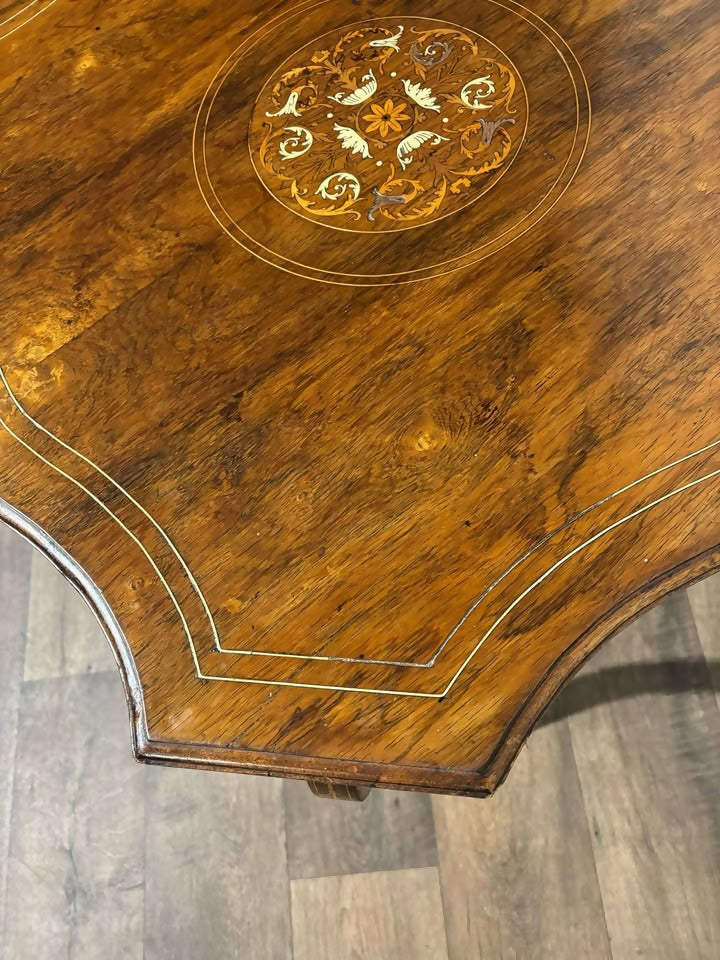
<box><xmin>1</xmin><ymin>0</ymin><xmax>718</xmax><ymax>796</ymax></box>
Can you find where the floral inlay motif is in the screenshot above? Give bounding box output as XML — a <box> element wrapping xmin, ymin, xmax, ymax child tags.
<box><xmin>249</xmin><ymin>19</ymin><xmax>527</xmax><ymax>231</ymax></box>
<box><xmin>363</xmin><ymin>99</ymin><xmax>411</xmax><ymax>138</ymax></box>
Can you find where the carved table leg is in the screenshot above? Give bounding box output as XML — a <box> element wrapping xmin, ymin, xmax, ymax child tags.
<box><xmin>307</xmin><ymin>780</ymin><xmax>372</xmax><ymax>801</ymax></box>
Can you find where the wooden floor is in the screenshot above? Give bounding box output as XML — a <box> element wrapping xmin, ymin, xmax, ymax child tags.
<box><xmin>1</xmin><ymin>526</ymin><xmax>719</xmax><ymax>960</ymax></box>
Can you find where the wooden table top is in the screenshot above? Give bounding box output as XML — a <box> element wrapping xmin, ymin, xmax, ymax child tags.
<box><xmin>1</xmin><ymin>0</ymin><xmax>718</xmax><ymax>797</ymax></box>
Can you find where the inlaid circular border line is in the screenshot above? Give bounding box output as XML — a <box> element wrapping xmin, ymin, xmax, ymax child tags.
<box><xmin>197</xmin><ymin>5</ymin><xmax>575</xmax><ymax>277</ymax></box>
<box><xmin>1</xmin><ymin>364</ymin><xmax>718</xmax><ymax>697</ymax></box>
<box><xmin>193</xmin><ymin>0</ymin><xmax>591</xmax><ymax>285</ymax></box>
<box><xmin>0</xmin><ymin>0</ymin><xmax>58</xmax><ymax>41</ymax></box>
<box><xmin>246</xmin><ymin>16</ymin><xmax>530</xmax><ymax>235</ymax></box>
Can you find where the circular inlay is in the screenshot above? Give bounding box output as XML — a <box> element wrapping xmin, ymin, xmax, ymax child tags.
<box><xmin>194</xmin><ymin>0</ymin><xmax>591</xmax><ymax>285</ymax></box>
<box><xmin>249</xmin><ymin>21</ymin><xmax>528</xmax><ymax>232</ymax></box>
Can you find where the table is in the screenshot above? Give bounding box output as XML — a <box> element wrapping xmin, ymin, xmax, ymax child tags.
<box><xmin>1</xmin><ymin>0</ymin><xmax>718</xmax><ymax>798</ymax></box>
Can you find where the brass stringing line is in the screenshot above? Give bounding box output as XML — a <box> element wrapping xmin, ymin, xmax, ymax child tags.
<box><xmin>1</xmin><ymin>366</ymin><xmax>718</xmax><ymax>696</ymax></box>
<box><xmin>0</xmin><ymin>365</ymin><xmax>436</xmax><ymax>668</ymax></box>
<box><xmin>1</xmin><ymin>0</ymin><xmax>40</xmax><ymax>27</ymax></box>
<box><xmin>440</xmin><ymin>466</ymin><xmax>720</xmax><ymax>696</ymax></box>
<box><xmin>0</xmin><ymin>0</ymin><xmax>57</xmax><ymax>40</ymax></box>
<box><xmin>5</xmin><ymin>362</ymin><xmax>715</xmax><ymax>671</ymax></box>
<box><xmin>194</xmin><ymin>1</ymin><xmax>589</xmax><ymax>283</ymax></box>
<box><xmin>219</xmin><ymin>441</ymin><xmax>720</xmax><ymax>664</ymax></box>
<box><xmin>0</xmin><ymin>373</ymin><xmax>435</xmax><ymax>696</ymax></box>
<box><xmin>246</xmin><ymin>16</ymin><xmax>529</xmax><ymax>236</ymax></box>
<box><xmin>0</xmin><ymin>8</ymin><xmax>707</xmax><ymax>695</ymax></box>
<box><xmin>2</xmin><ymin>365</ymin><xmax>718</xmax><ymax>676</ymax></box>
<box><xmin>0</xmin><ymin>405</ymin><xmax>202</xmax><ymax>676</ymax></box>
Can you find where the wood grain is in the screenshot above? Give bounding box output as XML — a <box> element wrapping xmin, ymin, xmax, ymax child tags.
<box><xmin>24</xmin><ymin>548</ymin><xmax>114</xmax><ymax>680</ymax></box>
<box><xmin>0</xmin><ymin>0</ymin><xmax>718</xmax><ymax>794</ymax></box>
<box><xmin>144</xmin><ymin>767</ymin><xmax>291</xmax><ymax>960</ymax></box>
<box><xmin>2</xmin><ymin>673</ymin><xmax>144</xmax><ymax>960</ymax></box>
<box><xmin>291</xmin><ymin>867</ymin><xmax>449</xmax><ymax>960</ymax></box>
<box><xmin>433</xmin><ymin>721</ymin><xmax>612</xmax><ymax>959</ymax></box>
<box><xmin>569</xmin><ymin>592</ymin><xmax>720</xmax><ymax>958</ymax></box>
<box><xmin>688</xmin><ymin>577</ymin><xmax>720</xmax><ymax>711</ymax></box>
<box><xmin>284</xmin><ymin>777</ymin><xmax>436</xmax><ymax>879</ymax></box>
<box><xmin>1</xmin><ymin>532</ymin><xmax>719</xmax><ymax>955</ymax></box>
<box><xmin>0</xmin><ymin>526</ymin><xmax>31</xmax><ymax>957</ymax></box>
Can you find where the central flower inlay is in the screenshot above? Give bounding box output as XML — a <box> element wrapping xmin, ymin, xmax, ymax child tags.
<box><xmin>249</xmin><ymin>19</ymin><xmax>527</xmax><ymax>231</ymax></box>
<box><xmin>362</xmin><ymin>99</ymin><xmax>411</xmax><ymax>139</ymax></box>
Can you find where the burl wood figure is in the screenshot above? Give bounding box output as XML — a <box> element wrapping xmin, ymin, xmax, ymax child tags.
<box><xmin>0</xmin><ymin>0</ymin><xmax>717</xmax><ymax>799</ymax></box>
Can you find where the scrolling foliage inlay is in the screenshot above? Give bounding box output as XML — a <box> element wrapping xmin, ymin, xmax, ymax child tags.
<box><xmin>249</xmin><ymin>20</ymin><xmax>527</xmax><ymax>230</ymax></box>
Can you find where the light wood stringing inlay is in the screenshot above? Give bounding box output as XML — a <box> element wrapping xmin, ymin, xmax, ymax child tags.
<box><xmin>0</xmin><ymin>0</ymin><xmax>57</xmax><ymax>41</ymax></box>
<box><xmin>1</xmin><ymin>0</ymin><xmax>717</xmax><ymax>795</ymax></box>
<box><xmin>194</xmin><ymin>1</ymin><xmax>590</xmax><ymax>284</ymax></box>
<box><xmin>2</xmin><ymin>365</ymin><xmax>718</xmax><ymax>698</ymax></box>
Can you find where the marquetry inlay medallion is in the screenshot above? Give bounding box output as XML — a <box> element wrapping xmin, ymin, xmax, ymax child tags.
<box><xmin>249</xmin><ymin>20</ymin><xmax>527</xmax><ymax>231</ymax></box>
<box><xmin>194</xmin><ymin>0</ymin><xmax>590</xmax><ymax>284</ymax></box>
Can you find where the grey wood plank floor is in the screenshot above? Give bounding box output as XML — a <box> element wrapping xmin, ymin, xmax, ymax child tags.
<box><xmin>1</xmin><ymin>524</ymin><xmax>719</xmax><ymax>960</ymax></box>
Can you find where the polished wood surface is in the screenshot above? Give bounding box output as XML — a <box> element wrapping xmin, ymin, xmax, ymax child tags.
<box><xmin>0</xmin><ymin>0</ymin><xmax>718</xmax><ymax>796</ymax></box>
<box><xmin>2</xmin><ymin>534</ymin><xmax>720</xmax><ymax>957</ymax></box>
